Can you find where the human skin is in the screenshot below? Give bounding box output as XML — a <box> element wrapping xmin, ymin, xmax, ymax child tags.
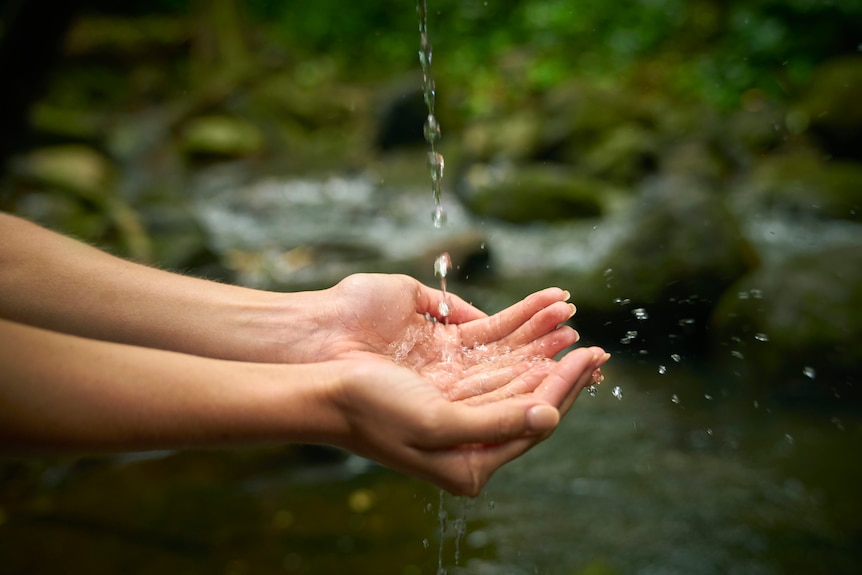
<box><xmin>0</xmin><ymin>213</ymin><xmax>608</xmax><ymax>495</ymax></box>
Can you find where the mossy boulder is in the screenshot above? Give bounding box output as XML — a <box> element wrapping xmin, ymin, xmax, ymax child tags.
<box><xmin>539</xmin><ymin>82</ymin><xmax>656</xmax><ymax>165</ymax></box>
<box><xmin>574</xmin><ymin>176</ymin><xmax>758</xmax><ymax>354</ymax></box>
<box><xmin>711</xmin><ymin>244</ymin><xmax>862</xmax><ymax>400</ymax></box>
<box><xmin>456</xmin><ymin>162</ymin><xmax>607</xmax><ymax>223</ymax></box>
<box><xmin>744</xmin><ymin>151</ymin><xmax>862</xmax><ymax>222</ymax></box>
<box><xmin>799</xmin><ymin>57</ymin><xmax>862</xmax><ymax>161</ymax></box>
<box><xmin>180</xmin><ymin>115</ymin><xmax>264</xmax><ymax>161</ymax></box>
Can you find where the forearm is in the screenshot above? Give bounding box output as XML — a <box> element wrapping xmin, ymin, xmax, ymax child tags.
<box><xmin>0</xmin><ymin>213</ymin><xmax>323</xmax><ymax>362</ymax></box>
<box><xmin>0</xmin><ymin>318</ymin><xmax>342</xmax><ymax>452</ymax></box>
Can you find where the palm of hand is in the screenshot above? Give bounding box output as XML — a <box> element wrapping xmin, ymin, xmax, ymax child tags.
<box><xmin>322</xmin><ymin>274</ymin><xmax>578</xmax><ymax>404</ymax></box>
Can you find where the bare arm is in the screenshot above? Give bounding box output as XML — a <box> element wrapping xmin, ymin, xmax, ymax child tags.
<box><xmin>0</xmin><ymin>212</ymin><xmax>315</xmax><ymax>362</ymax></box>
<box><xmin>0</xmin><ymin>317</ymin><xmax>607</xmax><ymax>495</ymax></box>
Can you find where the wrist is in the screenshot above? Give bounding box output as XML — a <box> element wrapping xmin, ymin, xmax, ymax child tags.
<box><xmin>237</xmin><ymin>287</ymin><xmax>335</xmax><ymax>364</ymax></box>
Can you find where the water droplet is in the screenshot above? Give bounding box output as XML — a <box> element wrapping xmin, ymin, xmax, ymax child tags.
<box><xmin>832</xmin><ymin>416</ymin><xmax>845</xmax><ymax>431</ymax></box>
<box><xmin>438</xmin><ymin>300</ymin><xmax>450</xmax><ymax>317</ymax></box>
<box><xmin>658</xmin><ymin>365</ymin><xmax>667</xmax><ymax>375</ymax></box>
<box><xmin>487</xmin><ymin>500</ymin><xmax>495</xmax><ymax>511</ymax></box>
<box><xmin>803</xmin><ymin>366</ymin><xmax>816</xmax><ymax>379</ymax></box>
<box><xmin>427</xmin><ymin>151</ymin><xmax>445</xmax><ymax>182</ymax></box>
<box><xmin>613</xmin><ymin>297</ymin><xmax>631</xmax><ymax>306</ymax></box>
<box><xmin>424</xmin><ymin>114</ymin><xmax>441</xmax><ymax>144</ymax></box>
<box><xmin>423</xmin><ymin>538</ymin><xmax>430</xmax><ymax>549</ymax></box>
<box><xmin>671</xmin><ymin>394</ymin><xmax>681</xmax><ymax>405</ymax></box>
<box><xmin>632</xmin><ymin>308</ymin><xmax>649</xmax><ymax>320</ymax></box>
<box><xmin>754</xmin><ymin>333</ymin><xmax>769</xmax><ymax>342</ymax></box>
<box><xmin>612</xmin><ymin>386</ymin><xmax>623</xmax><ymax>400</ymax></box>
<box><xmin>434</xmin><ymin>252</ymin><xmax>451</xmax><ymax>278</ymax></box>
<box><xmin>704</xmin><ymin>394</ymin><xmax>713</xmax><ymax>401</ymax></box>
<box><xmin>432</xmin><ymin>205</ymin><xmax>447</xmax><ymax>228</ymax></box>
<box><xmin>586</xmin><ymin>385</ymin><xmax>598</xmax><ymax>397</ymax></box>
<box><xmin>750</xmin><ymin>289</ymin><xmax>764</xmax><ymax>299</ymax></box>
<box><xmin>784</xmin><ymin>433</ymin><xmax>795</xmax><ymax>445</ymax></box>
<box><xmin>731</xmin><ymin>350</ymin><xmax>745</xmax><ymax>359</ymax></box>
<box><xmin>671</xmin><ymin>354</ymin><xmax>682</xmax><ymax>363</ymax></box>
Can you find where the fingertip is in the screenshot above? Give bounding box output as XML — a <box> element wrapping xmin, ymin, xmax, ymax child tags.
<box><xmin>526</xmin><ymin>404</ymin><xmax>559</xmax><ymax>433</ymax></box>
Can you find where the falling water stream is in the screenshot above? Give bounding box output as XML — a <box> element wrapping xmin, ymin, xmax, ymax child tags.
<box><xmin>417</xmin><ymin>2</ymin><xmax>471</xmax><ymax>573</ymax></box>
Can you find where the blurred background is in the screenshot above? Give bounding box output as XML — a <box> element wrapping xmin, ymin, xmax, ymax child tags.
<box><xmin>1</xmin><ymin>1</ymin><xmax>861</xmax><ymax>573</ymax></box>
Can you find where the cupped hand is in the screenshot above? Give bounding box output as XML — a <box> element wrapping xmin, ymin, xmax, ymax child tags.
<box><xmin>316</xmin><ymin>274</ymin><xmax>585</xmax><ymax>401</ymax></box>
<box><xmin>332</xmin><ymin>344</ymin><xmax>609</xmax><ymax>496</ymax></box>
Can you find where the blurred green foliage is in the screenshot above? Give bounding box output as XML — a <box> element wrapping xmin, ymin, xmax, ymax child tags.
<box><xmin>240</xmin><ymin>0</ymin><xmax>862</xmax><ymax>109</ymax></box>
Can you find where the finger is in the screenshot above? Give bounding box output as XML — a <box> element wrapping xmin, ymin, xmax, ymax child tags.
<box><xmin>534</xmin><ymin>347</ymin><xmax>607</xmax><ymax>408</ymax></box>
<box><xmin>419</xmin><ymin>398</ymin><xmax>560</xmax><ymax>449</ymax></box>
<box><xmin>458</xmin><ymin>360</ymin><xmax>557</xmax><ymax>405</ymax></box>
<box><xmin>460</xmin><ymin>287</ymin><xmax>571</xmax><ymax>346</ymax></box>
<box><xmin>494</xmin><ymin>301</ymin><xmax>578</xmax><ymax>350</ymax></box>
<box><xmin>465</xmin><ymin>324</ymin><xmax>579</xmax><ymax>366</ymax></box>
<box><xmin>557</xmin><ymin>349</ymin><xmax>610</xmax><ymax>415</ymax></box>
<box><xmin>416</xmin><ymin>284</ymin><xmax>487</xmax><ymax>323</ymax></box>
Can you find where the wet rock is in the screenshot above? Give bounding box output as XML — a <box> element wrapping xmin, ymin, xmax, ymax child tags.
<box><xmin>579</xmin><ymin>123</ymin><xmax>660</xmax><ymax>185</ymax></box>
<box><xmin>799</xmin><ymin>56</ymin><xmax>862</xmax><ymax>161</ymax></box>
<box><xmin>711</xmin><ymin>244</ymin><xmax>862</xmax><ymax>400</ymax></box>
<box><xmin>180</xmin><ymin>115</ymin><xmax>264</xmax><ymax>162</ymax></box>
<box><xmin>539</xmin><ymin>82</ymin><xmax>655</xmax><ymax>166</ymax></box>
<box><xmin>742</xmin><ymin>150</ymin><xmax>862</xmax><ymax>222</ymax></box>
<box><xmin>456</xmin><ymin>161</ymin><xmax>606</xmax><ymax>223</ymax></box>
<box><xmin>11</xmin><ymin>144</ymin><xmax>114</xmax><ymax>199</ymax></box>
<box><xmin>573</xmin><ymin>176</ymin><xmax>758</xmax><ymax>355</ymax></box>
<box><xmin>462</xmin><ymin>110</ymin><xmax>545</xmax><ymax>162</ymax></box>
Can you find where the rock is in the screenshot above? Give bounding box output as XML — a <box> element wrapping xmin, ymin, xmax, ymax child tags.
<box><xmin>579</xmin><ymin>123</ymin><xmax>660</xmax><ymax>185</ymax></box>
<box><xmin>711</xmin><ymin>244</ymin><xmax>862</xmax><ymax>400</ymax></box>
<box><xmin>573</xmin><ymin>176</ymin><xmax>758</xmax><ymax>355</ymax></box>
<box><xmin>743</xmin><ymin>150</ymin><xmax>862</xmax><ymax>222</ymax></box>
<box><xmin>799</xmin><ymin>56</ymin><xmax>862</xmax><ymax>161</ymax></box>
<box><xmin>539</xmin><ymin>81</ymin><xmax>655</xmax><ymax>166</ymax></box>
<box><xmin>462</xmin><ymin>110</ymin><xmax>545</xmax><ymax>162</ymax></box>
<box><xmin>180</xmin><ymin>115</ymin><xmax>264</xmax><ymax>161</ymax></box>
<box><xmin>11</xmin><ymin>144</ymin><xmax>114</xmax><ymax>200</ymax></box>
<box><xmin>456</xmin><ymin>161</ymin><xmax>606</xmax><ymax>223</ymax></box>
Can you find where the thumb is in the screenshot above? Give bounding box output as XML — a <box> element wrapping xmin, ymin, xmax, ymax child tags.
<box><xmin>431</xmin><ymin>401</ymin><xmax>560</xmax><ymax>447</ymax></box>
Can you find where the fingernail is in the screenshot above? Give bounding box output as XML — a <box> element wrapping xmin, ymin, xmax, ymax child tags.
<box><xmin>599</xmin><ymin>352</ymin><xmax>611</xmax><ymax>364</ymax></box>
<box><xmin>567</xmin><ymin>303</ymin><xmax>576</xmax><ymax>318</ymax></box>
<box><xmin>561</xmin><ymin>290</ymin><xmax>571</xmax><ymax>301</ymax></box>
<box><xmin>527</xmin><ymin>405</ymin><xmax>559</xmax><ymax>433</ymax></box>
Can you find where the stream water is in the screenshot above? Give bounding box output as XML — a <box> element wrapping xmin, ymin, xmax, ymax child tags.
<box><xmin>2</xmin><ymin>357</ymin><xmax>859</xmax><ymax>574</ymax></box>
